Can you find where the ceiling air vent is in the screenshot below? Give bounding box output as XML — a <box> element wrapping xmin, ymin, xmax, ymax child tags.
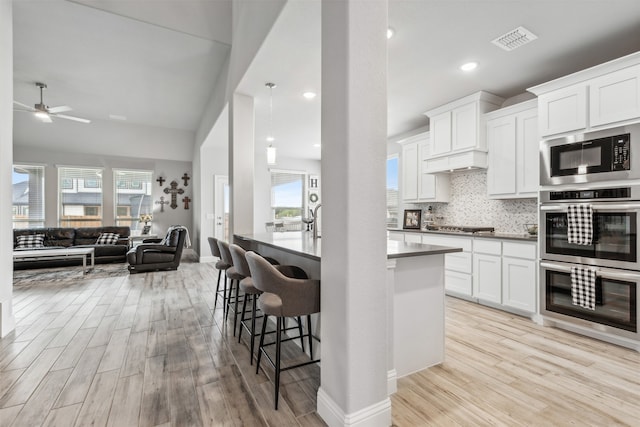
<box><xmin>492</xmin><ymin>26</ymin><xmax>538</xmax><ymax>51</ymax></box>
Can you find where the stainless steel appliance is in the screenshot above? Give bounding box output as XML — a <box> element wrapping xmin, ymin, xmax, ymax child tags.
<box><xmin>540</xmin><ymin>124</ymin><xmax>640</xmax><ymax>186</ymax></box>
<box><xmin>540</xmin><ymin>185</ymin><xmax>640</xmax><ymax>270</ymax></box>
<box><xmin>540</xmin><ymin>260</ymin><xmax>638</xmax><ymax>342</ymax></box>
<box><xmin>539</xmin><ymin>185</ymin><xmax>640</xmax><ymax>346</ymax></box>
<box><xmin>425</xmin><ymin>225</ymin><xmax>494</xmax><ymax>234</ymax></box>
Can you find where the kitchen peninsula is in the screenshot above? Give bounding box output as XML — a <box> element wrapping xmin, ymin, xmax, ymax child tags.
<box><xmin>234</xmin><ymin>231</ymin><xmax>462</xmax><ymax>389</ymax></box>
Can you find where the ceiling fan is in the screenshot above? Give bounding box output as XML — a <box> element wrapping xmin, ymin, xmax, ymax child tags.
<box><xmin>13</xmin><ymin>82</ymin><xmax>91</xmax><ymax>124</ymax></box>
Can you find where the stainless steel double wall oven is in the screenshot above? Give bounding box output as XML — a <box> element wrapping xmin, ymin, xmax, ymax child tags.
<box><xmin>539</xmin><ymin>124</ymin><xmax>640</xmax><ymax>345</ymax></box>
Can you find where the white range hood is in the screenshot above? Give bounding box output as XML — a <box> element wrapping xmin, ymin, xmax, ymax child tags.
<box><xmin>424</xmin><ymin>150</ymin><xmax>487</xmax><ymax>173</ymax></box>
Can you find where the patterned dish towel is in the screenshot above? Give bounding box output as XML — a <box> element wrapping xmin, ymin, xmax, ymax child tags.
<box><xmin>570</xmin><ymin>266</ymin><xmax>596</xmax><ymax>310</ymax></box>
<box><xmin>567</xmin><ymin>204</ymin><xmax>593</xmax><ymax>245</ymax></box>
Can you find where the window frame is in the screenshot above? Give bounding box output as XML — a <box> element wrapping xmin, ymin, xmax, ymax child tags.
<box><xmin>113</xmin><ymin>169</ymin><xmax>153</xmax><ymax>229</ymax></box>
<box><xmin>386</xmin><ymin>154</ymin><xmax>400</xmax><ymax>228</ymax></box>
<box><xmin>58</xmin><ymin>166</ymin><xmax>104</xmax><ymax>227</ymax></box>
<box><xmin>12</xmin><ymin>163</ymin><xmax>46</xmax><ymax>229</ymax></box>
<box><xmin>270</xmin><ymin>169</ymin><xmax>308</xmax><ymax>222</ymax></box>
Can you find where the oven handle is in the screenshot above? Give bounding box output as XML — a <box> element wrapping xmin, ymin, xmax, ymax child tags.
<box><xmin>540</xmin><ymin>203</ymin><xmax>640</xmax><ymax>212</ymax></box>
<box><xmin>540</xmin><ymin>261</ymin><xmax>640</xmax><ymax>281</ymax></box>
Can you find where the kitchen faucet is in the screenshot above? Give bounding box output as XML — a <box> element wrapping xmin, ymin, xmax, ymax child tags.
<box><xmin>312</xmin><ymin>204</ymin><xmax>322</xmax><ymax>239</ymax></box>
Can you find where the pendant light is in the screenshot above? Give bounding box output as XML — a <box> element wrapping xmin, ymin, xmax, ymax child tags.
<box><xmin>265</xmin><ymin>82</ymin><xmax>277</xmax><ymax>165</ymax></box>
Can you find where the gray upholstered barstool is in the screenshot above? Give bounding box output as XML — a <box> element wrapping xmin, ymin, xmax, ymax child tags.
<box><xmin>246</xmin><ymin>251</ymin><xmax>320</xmax><ymax>410</ymax></box>
<box><xmin>217</xmin><ymin>240</ymin><xmax>246</xmax><ymax>336</ymax></box>
<box><xmin>208</xmin><ymin>237</ymin><xmax>230</xmax><ymax>311</ymax></box>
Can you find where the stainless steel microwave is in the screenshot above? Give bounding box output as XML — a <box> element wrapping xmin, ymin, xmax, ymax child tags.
<box><xmin>540</xmin><ymin>124</ymin><xmax>640</xmax><ymax>186</ymax></box>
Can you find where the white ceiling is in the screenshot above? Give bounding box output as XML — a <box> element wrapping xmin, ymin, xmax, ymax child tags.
<box><xmin>12</xmin><ymin>1</ymin><xmax>640</xmax><ymax>162</ymax></box>
<box><xmin>13</xmin><ymin>0</ymin><xmax>231</xmax><ymax>133</ymax></box>
<box><xmin>240</xmin><ymin>0</ymin><xmax>640</xmax><ymax>160</ymax></box>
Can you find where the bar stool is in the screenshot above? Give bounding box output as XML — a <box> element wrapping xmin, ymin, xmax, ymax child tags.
<box><xmin>207</xmin><ymin>237</ymin><xmax>229</xmax><ymax>311</ymax></box>
<box><xmin>246</xmin><ymin>252</ymin><xmax>320</xmax><ymax>410</ymax></box>
<box><xmin>216</xmin><ymin>240</ymin><xmax>245</xmax><ymax>336</ymax></box>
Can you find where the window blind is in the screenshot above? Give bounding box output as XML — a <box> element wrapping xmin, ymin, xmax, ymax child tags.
<box><xmin>114</xmin><ymin>169</ymin><xmax>153</xmax><ymax>227</ymax></box>
<box><xmin>58</xmin><ymin>167</ymin><xmax>103</xmax><ymax>226</ymax></box>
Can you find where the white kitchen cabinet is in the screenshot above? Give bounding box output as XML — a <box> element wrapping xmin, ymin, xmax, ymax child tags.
<box><xmin>424</xmin><ymin>91</ymin><xmax>504</xmax><ymax>172</ymax></box>
<box><xmin>430</xmin><ymin>112</ymin><xmax>452</xmax><ymax>156</ymax></box>
<box><xmin>401</xmin><ymin>134</ymin><xmax>450</xmax><ymax>203</ymax></box>
<box><xmin>472</xmin><ymin>239</ymin><xmax>502</xmax><ymax>304</ymax></box>
<box><xmin>529</xmin><ymin>52</ymin><xmax>640</xmax><ymax>137</ymax></box>
<box><xmin>589</xmin><ymin>64</ymin><xmax>640</xmax><ymax>127</ymax></box>
<box><xmin>485</xmin><ymin>100</ymin><xmax>539</xmax><ymax>199</ymax></box>
<box><xmin>404</xmin><ymin>233</ymin><xmax>422</xmax><ymax>244</ymax></box>
<box><xmin>537</xmin><ymin>83</ymin><xmax>587</xmax><ymax>137</ymax></box>
<box><xmin>422</xmin><ymin>234</ymin><xmax>473</xmax><ymax>298</ymax></box>
<box><xmin>502</xmin><ymin>241</ymin><xmax>537</xmax><ymax>313</ymax></box>
<box><xmin>388</xmin><ymin>231</ymin><xmax>405</xmax><ymax>242</ymax></box>
<box><xmin>502</xmin><ymin>257</ymin><xmax>537</xmax><ymax>313</ymax></box>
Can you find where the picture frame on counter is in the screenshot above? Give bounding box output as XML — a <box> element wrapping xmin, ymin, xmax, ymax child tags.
<box><xmin>403</xmin><ymin>209</ymin><xmax>421</xmax><ymax>230</ymax></box>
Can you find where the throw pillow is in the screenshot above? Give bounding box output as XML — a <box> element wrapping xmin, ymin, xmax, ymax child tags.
<box><xmin>96</xmin><ymin>232</ymin><xmax>120</xmax><ymax>245</ymax></box>
<box><xmin>16</xmin><ymin>234</ymin><xmax>45</xmax><ymax>249</ymax></box>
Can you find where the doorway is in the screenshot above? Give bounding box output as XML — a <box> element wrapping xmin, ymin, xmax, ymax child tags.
<box><xmin>214</xmin><ymin>175</ymin><xmax>229</xmax><ymax>241</ymax></box>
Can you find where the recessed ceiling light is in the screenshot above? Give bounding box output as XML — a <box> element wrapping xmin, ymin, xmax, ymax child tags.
<box><xmin>313</xmin><ymin>144</ymin><xmax>321</xmax><ymax>148</ymax></box>
<box><xmin>266</xmin><ymin>136</ymin><xmax>275</xmax><ymax>142</ymax></box>
<box><xmin>460</xmin><ymin>62</ymin><xmax>478</xmax><ymax>72</ymax></box>
<box><xmin>387</xmin><ymin>27</ymin><xmax>395</xmax><ymax>39</ymax></box>
<box><xmin>109</xmin><ymin>114</ymin><xmax>127</xmax><ymax>121</ymax></box>
<box><xmin>303</xmin><ymin>91</ymin><xmax>316</xmax><ymax>100</ymax></box>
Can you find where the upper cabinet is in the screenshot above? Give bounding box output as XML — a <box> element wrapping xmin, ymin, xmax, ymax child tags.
<box><xmin>485</xmin><ymin>99</ymin><xmax>539</xmax><ymax>199</ymax></box>
<box><xmin>424</xmin><ymin>91</ymin><xmax>504</xmax><ymax>173</ymax></box>
<box><xmin>529</xmin><ymin>52</ymin><xmax>640</xmax><ymax>138</ymax></box>
<box><xmin>401</xmin><ymin>133</ymin><xmax>450</xmax><ymax>203</ymax></box>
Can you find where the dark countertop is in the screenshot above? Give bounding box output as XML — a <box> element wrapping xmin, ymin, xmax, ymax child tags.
<box><xmin>234</xmin><ymin>231</ymin><xmax>462</xmax><ymax>261</ymax></box>
<box><xmin>388</xmin><ymin>228</ymin><xmax>538</xmax><ymax>242</ymax></box>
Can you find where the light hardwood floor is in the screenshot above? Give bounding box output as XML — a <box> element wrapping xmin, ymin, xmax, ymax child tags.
<box><xmin>2</xmin><ymin>259</ymin><xmax>639</xmax><ymax>426</ymax></box>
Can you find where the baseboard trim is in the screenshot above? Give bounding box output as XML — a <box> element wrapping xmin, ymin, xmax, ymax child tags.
<box><xmin>317</xmin><ymin>387</ymin><xmax>392</xmax><ymax>427</ymax></box>
<box><xmin>387</xmin><ymin>369</ymin><xmax>397</xmax><ymax>395</ymax></box>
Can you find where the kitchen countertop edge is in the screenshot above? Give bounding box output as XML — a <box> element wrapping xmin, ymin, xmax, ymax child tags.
<box><xmin>388</xmin><ymin>228</ymin><xmax>538</xmax><ymax>242</ymax></box>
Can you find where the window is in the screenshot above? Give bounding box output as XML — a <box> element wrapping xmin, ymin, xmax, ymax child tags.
<box><xmin>12</xmin><ymin>164</ymin><xmax>45</xmax><ymax>229</ymax></box>
<box><xmin>271</xmin><ymin>170</ymin><xmax>306</xmax><ymax>220</ymax></box>
<box><xmin>114</xmin><ymin>169</ymin><xmax>153</xmax><ymax>228</ymax></box>
<box><xmin>59</xmin><ymin>167</ymin><xmax>103</xmax><ymax>227</ymax></box>
<box><xmin>387</xmin><ymin>155</ymin><xmax>399</xmax><ymax>228</ymax></box>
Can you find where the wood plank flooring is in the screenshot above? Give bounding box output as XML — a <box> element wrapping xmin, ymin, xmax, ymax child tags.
<box><xmin>3</xmin><ymin>258</ymin><xmax>639</xmax><ymax>426</ymax></box>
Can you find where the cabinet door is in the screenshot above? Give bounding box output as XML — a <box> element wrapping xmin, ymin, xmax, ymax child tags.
<box><xmin>487</xmin><ymin>115</ymin><xmax>516</xmax><ymax>197</ymax></box>
<box><xmin>388</xmin><ymin>231</ymin><xmax>405</xmax><ymax>242</ymax></box>
<box><xmin>538</xmin><ymin>83</ymin><xmax>587</xmax><ymax>137</ymax></box>
<box><xmin>502</xmin><ymin>257</ymin><xmax>536</xmax><ymax>313</ymax></box>
<box><xmin>517</xmin><ymin>108</ymin><xmax>539</xmax><ymax>196</ymax></box>
<box><xmin>590</xmin><ymin>64</ymin><xmax>640</xmax><ymax>127</ymax></box>
<box><xmin>404</xmin><ymin>233</ymin><xmax>422</xmax><ymax>243</ymax></box>
<box><xmin>445</xmin><ymin>270</ymin><xmax>473</xmax><ymax>297</ymax></box>
<box><xmin>473</xmin><ymin>253</ymin><xmax>502</xmax><ymax>303</ymax></box>
<box><xmin>452</xmin><ymin>102</ymin><xmax>478</xmax><ymax>151</ymax></box>
<box><xmin>418</xmin><ymin>173</ymin><xmax>436</xmax><ymax>200</ymax></box>
<box><xmin>401</xmin><ymin>142</ymin><xmax>418</xmax><ymax>200</ymax></box>
<box><xmin>430</xmin><ymin>112</ymin><xmax>452</xmax><ymax>155</ymax></box>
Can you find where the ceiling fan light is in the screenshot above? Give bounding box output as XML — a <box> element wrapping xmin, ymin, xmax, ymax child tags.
<box><xmin>267</xmin><ymin>145</ymin><xmax>277</xmax><ymax>165</ymax></box>
<box><xmin>34</xmin><ymin>111</ymin><xmax>49</xmax><ymax>120</ymax></box>
<box><xmin>266</xmin><ymin>135</ymin><xmax>275</xmax><ymax>142</ymax></box>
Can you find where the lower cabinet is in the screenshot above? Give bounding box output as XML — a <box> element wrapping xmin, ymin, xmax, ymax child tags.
<box><xmin>473</xmin><ymin>253</ymin><xmax>502</xmax><ymax>303</ymax></box>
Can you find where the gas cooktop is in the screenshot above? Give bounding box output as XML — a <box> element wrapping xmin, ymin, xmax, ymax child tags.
<box><xmin>426</xmin><ymin>225</ymin><xmax>495</xmax><ymax>234</ymax></box>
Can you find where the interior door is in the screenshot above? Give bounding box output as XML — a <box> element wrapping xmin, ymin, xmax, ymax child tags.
<box><xmin>214</xmin><ymin>175</ymin><xmax>229</xmax><ymax>241</ymax></box>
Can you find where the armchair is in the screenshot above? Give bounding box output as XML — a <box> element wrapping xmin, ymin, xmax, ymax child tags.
<box><xmin>126</xmin><ymin>226</ymin><xmax>188</xmax><ymax>273</ymax></box>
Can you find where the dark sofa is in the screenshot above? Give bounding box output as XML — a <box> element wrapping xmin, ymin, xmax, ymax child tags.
<box><xmin>13</xmin><ymin>226</ymin><xmax>130</xmax><ymax>270</ymax></box>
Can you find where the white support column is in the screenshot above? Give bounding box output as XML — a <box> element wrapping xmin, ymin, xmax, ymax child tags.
<box><xmin>229</xmin><ymin>93</ymin><xmax>255</xmax><ymax>237</ymax></box>
<box><xmin>0</xmin><ymin>0</ymin><xmax>15</xmax><ymax>337</ymax></box>
<box><xmin>317</xmin><ymin>1</ymin><xmax>390</xmax><ymax>426</ymax></box>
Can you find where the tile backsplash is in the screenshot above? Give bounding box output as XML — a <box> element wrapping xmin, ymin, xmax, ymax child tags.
<box><xmin>413</xmin><ymin>169</ymin><xmax>538</xmax><ymax>234</ymax></box>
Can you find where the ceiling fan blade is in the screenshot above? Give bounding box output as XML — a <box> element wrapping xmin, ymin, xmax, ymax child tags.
<box><xmin>48</xmin><ymin>105</ymin><xmax>72</xmax><ymax>113</ymax></box>
<box><xmin>39</xmin><ymin>114</ymin><xmax>53</xmax><ymax>123</ymax></box>
<box><xmin>55</xmin><ymin>114</ymin><xmax>91</xmax><ymax>124</ymax></box>
<box><xmin>13</xmin><ymin>101</ymin><xmax>35</xmax><ymax>111</ymax></box>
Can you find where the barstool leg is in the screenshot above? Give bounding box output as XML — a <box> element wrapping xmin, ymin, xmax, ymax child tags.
<box><xmin>250</xmin><ymin>294</ymin><xmax>257</xmax><ymax>365</ymax></box>
<box><xmin>297</xmin><ymin>316</ymin><xmax>305</xmax><ymax>352</ymax></box>
<box><xmin>275</xmin><ymin>316</ymin><xmax>282</xmax><ymax>410</ymax></box>
<box><xmin>222</xmin><ymin>275</ymin><xmax>228</xmax><ymax>318</ymax></box>
<box><xmin>232</xmin><ymin>280</ymin><xmax>241</xmax><ymax>336</ymax></box>
<box><xmin>225</xmin><ymin>279</ymin><xmax>235</xmax><ymax>322</ymax></box>
<box><xmin>238</xmin><ymin>293</ymin><xmax>249</xmax><ymax>343</ymax></box>
<box><xmin>256</xmin><ymin>314</ymin><xmax>268</xmax><ymax>374</ymax></box>
<box><xmin>307</xmin><ymin>314</ymin><xmax>313</xmax><ymax>359</ymax></box>
<box><xmin>213</xmin><ymin>269</ymin><xmax>222</xmax><ymax>310</ymax></box>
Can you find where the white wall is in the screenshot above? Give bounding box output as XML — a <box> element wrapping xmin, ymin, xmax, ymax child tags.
<box><xmin>14</xmin><ymin>114</ymin><xmax>195</xmax><ymax>162</ymax></box>
<box><xmin>0</xmin><ymin>0</ymin><xmax>14</xmax><ymax>337</ymax></box>
<box><xmin>253</xmin><ymin>153</ymin><xmax>321</xmax><ymax>233</ymax></box>
<box><xmin>13</xmin><ymin>146</ymin><xmax>193</xmax><ymax>237</ymax></box>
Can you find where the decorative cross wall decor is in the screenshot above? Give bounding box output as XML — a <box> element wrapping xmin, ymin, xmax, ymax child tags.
<box><xmin>155</xmin><ymin>196</ymin><xmax>169</xmax><ymax>213</ymax></box>
<box><xmin>163</xmin><ymin>180</ymin><xmax>184</xmax><ymax>209</ymax></box>
<box><xmin>183</xmin><ymin>196</ymin><xmax>191</xmax><ymax>210</ymax></box>
<box><xmin>182</xmin><ymin>173</ymin><xmax>191</xmax><ymax>186</ymax></box>
<box><xmin>156</xmin><ymin>176</ymin><xmax>166</xmax><ymax>187</ymax></box>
